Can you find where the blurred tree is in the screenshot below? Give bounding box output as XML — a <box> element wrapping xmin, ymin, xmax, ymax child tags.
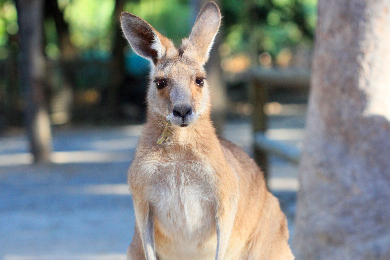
<box><xmin>222</xmin><ymin>0</ymin><xmax>317</xmax><ymax>62</ymax></box>
<box><xmin>63</xmin><ymin>0</ymin><xmax>115</xmax><ymax>52</ymax></box>
<box><xmin>44</xmin><ymin>0</ymin><xmax>76</xmax><ymax>58</ymax></box>
<box><xmin>15</xmin><ymin>0</ymin><xmax>52</xmax><ymax>163</ymax></box>
<box><xmin>124</xmin><ymin>0</ymin><xmax>190</xmax><ymax>45</ymax></box>
<box><xmin>109</xmin><ymin>0</ymin><xmax>127</xmax><ymax>116</ymax></box>
<box><xmin>0</xmin><ymin>0</ymin><xmax>18</xmax><ymax>49</ymax></box>
<box><xmin>4</xmin><ymin>34</ymin><xmax>20</xmax><ymax>126</ymax></box>
<box><xmin>294</xmin><ymin>0</ymin><xmax>390</xmax><ymax>259</ymax></box>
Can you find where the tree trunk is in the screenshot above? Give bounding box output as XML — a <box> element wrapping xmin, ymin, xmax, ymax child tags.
<box><xmin>7</xmin><ymin>35</ymin><xmax>21</xmax><ymax>126</ymax></box>
<box><xmin>109</xmin><ymin>0</ymin><xmax>127</xmax><ymax>117</ymax></box>
<box><xmin>294</xmin><ymin>1</ymin><xmax>390</xmax><ymax>259</ymax></box>
<box><xmin>16</xmin><ymin>0</ymin><xmax>52</xmax><ymax>163</ymax></box>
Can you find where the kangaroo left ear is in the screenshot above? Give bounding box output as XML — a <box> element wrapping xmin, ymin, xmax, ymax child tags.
<box><xmin>181</xmin><ymin>2</ymin><xmax>221</xmax><ymax>65</ymax></box>
<box><xmin>120</xmin><ymin>12</ymin><xmax>174</xmax><ymax>64</ymax></box>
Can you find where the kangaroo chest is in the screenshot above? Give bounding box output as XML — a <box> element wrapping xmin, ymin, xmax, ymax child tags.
<box><xmin>143</xmin><ymin>159</ymin><xmax>217</xmax><ymax>241</ymax></box>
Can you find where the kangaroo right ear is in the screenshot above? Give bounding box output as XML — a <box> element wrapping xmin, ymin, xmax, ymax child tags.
<box><xmin>183</xmin><ymin>2</ymin><xmax>221</xmax><ymax>64</ymax></box>
<box><xmin>120</xmin><ymin>12</ymin><xmax>173</xmax><ymax>64</ymax></box>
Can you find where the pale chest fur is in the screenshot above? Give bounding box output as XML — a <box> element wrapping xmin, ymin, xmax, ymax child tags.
<box><xmin>133</xmin><ymin>156</ymin><xmax>217</xmax><ymax>244</ymax></box>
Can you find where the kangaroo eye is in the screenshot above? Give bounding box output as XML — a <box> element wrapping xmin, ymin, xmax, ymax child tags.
<box><xmin>195</xmin><ymin>77</ymin><xmax>204</xmax><ymax>87</ymax></box>
<box><xmin>155</xmin><ymin>79</ymin><xmax>167</xmax><ymax>89</ymax></box>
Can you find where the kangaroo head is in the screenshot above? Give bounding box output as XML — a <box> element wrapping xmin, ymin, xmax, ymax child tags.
<box><xmin>121</xmin><ymin>2</ymin><xmax>221</xmax><ymax>127</ymax></box>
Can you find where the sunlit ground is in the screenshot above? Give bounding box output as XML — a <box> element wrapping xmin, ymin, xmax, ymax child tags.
<box><xmin>0</xmin><ymin>116</ymin><xmax>304</xmax><ymax>259</ymax></box>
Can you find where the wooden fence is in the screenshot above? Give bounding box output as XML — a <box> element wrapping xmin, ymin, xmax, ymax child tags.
<box><xmin>226</xmin><ymin>68</ymin><xmax>311</xmax><ymax>180</ymax></box>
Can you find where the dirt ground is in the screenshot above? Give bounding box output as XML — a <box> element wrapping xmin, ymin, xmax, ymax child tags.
<box><xmin>0</xmin><ymin>117</ymin><xmax>303</xmax><ymax>259</ymax></box>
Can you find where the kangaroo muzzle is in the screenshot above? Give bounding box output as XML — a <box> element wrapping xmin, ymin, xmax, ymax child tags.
<box><xmin>172</xmin><ymin>104</ymin><xmax>193</xmax><ymax>127</ymax></box>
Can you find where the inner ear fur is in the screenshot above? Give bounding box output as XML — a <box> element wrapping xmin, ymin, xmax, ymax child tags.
<box><xmin>120</xmin><ymin>12</ymin><xmax>174</xmax><ymax>64</ymax></box>
<box><xmin>181</xmin><ymin>1</ymin><xmax>221</xmax><ymax>64</ymax></box>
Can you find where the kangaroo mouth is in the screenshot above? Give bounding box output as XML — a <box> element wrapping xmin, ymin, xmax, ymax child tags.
<box><xmin>167</xmin><ymin>114</ymin><xmax>193</xmax><ymax>127</ymax></box>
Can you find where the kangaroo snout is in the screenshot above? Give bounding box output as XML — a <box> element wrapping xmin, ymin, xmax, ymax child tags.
<box><xmin>173</xmin><ymin>104</ymin><xmax>192</xmax><ymax>126</ymax></box>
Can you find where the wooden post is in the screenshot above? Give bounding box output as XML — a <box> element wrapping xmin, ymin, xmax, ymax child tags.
<box><xmin>250</xmin><ymin>80</ymin><xmax>268</xmax><ymax>181</ymax></box>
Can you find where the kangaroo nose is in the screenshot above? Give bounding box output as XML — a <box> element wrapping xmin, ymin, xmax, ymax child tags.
<box><xmin>173</xmin><ymin>104</ymin><xmax>192</xmax><ymax>119</ymax></box>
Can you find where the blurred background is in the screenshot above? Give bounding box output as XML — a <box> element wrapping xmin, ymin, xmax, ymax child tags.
<box><xmin>0</xmin><ymin>0</ymin><xmax>316</xmax><ymax>128</ymax></box>
<box><xmin>0</xmin><ymin>0</ymin><xmax>316</xmax><ymax>259</ymax></box>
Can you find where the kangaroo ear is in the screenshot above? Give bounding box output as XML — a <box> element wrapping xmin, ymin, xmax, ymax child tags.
<box><xmin>183</xmin><ymin>2</ymin><xmax>221</xmax><ymax>64</ymax></box>
<box><xmin>120</xmin><ymin>12</ymin><xmax>173</xmax><ymax>64</ymax></box>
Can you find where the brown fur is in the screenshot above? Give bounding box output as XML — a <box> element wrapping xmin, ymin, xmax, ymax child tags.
<box><xmin>121</xmin><ymin>2</ymin><xmax>294</xmax><ymax>260</ymax></box>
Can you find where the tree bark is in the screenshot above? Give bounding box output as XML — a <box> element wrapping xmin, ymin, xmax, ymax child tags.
<box><xmin>294</xmin><ymin>1</ymin><xmax>390</xmax><ymax>259</ymax></box>
<box><xmin>16</xmin><ymin>0</ymin><xmax>52</xmax><ymax>163</ymax></box>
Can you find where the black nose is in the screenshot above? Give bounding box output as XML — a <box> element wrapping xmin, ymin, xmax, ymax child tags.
<box><xmin>173</xmin><ymin>104</ymin><xmax>192</xmax><ymax>119</ymax></box>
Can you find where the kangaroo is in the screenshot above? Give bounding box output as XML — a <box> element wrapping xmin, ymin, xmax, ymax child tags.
<box><xmin>120</xmin><ymin>2</ymin><xmax>294</xmax><ymax>260</ymax></box>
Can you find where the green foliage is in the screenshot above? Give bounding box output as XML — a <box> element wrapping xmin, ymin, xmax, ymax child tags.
<box><xmin>64</xmin><ymin>0</ymin><xmax>115</xmax><ymax>52</ymax></box>
<box><xmin>0</xmin><ymin>0</ymin><xmax>18</xmax><ymax>59</ymax></box>
<box><xmin>44</xmin><ymin>18</ymin><xmax>61</xmax><ymax>59</ymax></box>
<box><xmin>222</xmin><ymin>0</ymin><xmax>317</xmax><ymax>58</ymax></box>
<box><xmin>124</xmin><ymin>0</ymin><xmax>190</xmax><ymax>46</ymax></box>
<box><xmin>62</xmin><ymin>0</ymin><xmax>190</xmax><ymax>53</ymax></box>
<box><xmin>0</xmin><ymin>0</ymin><xmax>317</xmax><ymax>60</ymax></box>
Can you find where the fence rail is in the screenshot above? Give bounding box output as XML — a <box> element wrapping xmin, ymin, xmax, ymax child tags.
<box><xmin>254</xmin><ymin>133</ymin><xmax>301</xmax><ymax>164</ymax></box>
<box><xmin>226</xmin><ymin>68</ymin><xmax>311</xmax><ymax>179</ymax></box>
